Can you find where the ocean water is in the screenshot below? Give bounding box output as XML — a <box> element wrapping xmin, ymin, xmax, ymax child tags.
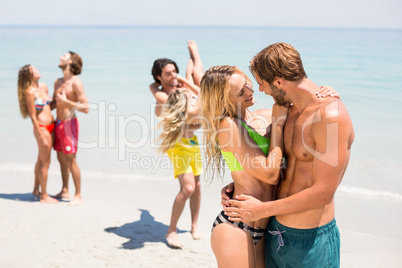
<box><xmin>1</xmin><ymin>26</ymin><xmax>401</xmax><ymax>198</ymax></box>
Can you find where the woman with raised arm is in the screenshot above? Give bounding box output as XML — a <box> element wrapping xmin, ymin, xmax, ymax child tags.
<box><xmin>18</xmin><ymin>65</ymin><xmax>58</xmax><ymax>203</ymax></box>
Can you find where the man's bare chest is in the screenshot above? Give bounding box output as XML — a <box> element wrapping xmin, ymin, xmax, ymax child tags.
<box><xmin>284</xmin><ymin>110</ymin><xmax>315</xmax><ymax>162</ymax></box>
<box><xmin>56</xmin><ymin>82</ymin><xmax>75</xmax><ymax>99</ymax></box>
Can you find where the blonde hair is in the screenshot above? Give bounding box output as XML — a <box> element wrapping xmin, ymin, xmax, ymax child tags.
<box><xmin>158</xmin><ymin>89</ymin><xmax>188</xmax><ymax>153</ymax></box>
<box><xmin>250</xmin><ymin>42</ymin><xmax>306</xmax><ymax>84</ymax></box>
<box><xmin>200</xmin><ymin>65</ymin><xmax>252</xmax><ymax>181</ymax></box>
<box><xmin>17</xmin><ymin>64</ymin><xmax>33</xmax><ymax>118</ymax></box>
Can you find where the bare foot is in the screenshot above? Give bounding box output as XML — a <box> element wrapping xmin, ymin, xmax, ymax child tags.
<box><xmin>40</xmin><ymin>195</ymin><xmax>59</xmax><ymax>204</ymax></box>
<box><xmin>32</xmin><ymin>190</ymin><xmax>40</xmax><ymax>197</ymax></box>
<box><xmin>54</xmin><ymin>190</ymin><xmax>70</xmax><ymax>200</ymax></box>
<box><xmin>68</xmin><ymin>196</ymin><xmax>82</xmax><ymax>206</ymax></box>
<box><xmin>166</xmin><ymin>231</ymin><xmax>183</xmax><ymax>249</ymax></box>
<box><xmin>191</xmin><ymin>227</ymin><xmax>202</xmax><ymax>240</ymax></box>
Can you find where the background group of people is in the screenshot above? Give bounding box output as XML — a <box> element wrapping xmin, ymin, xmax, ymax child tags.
<box><xmin>151</xmin><ymin>41</ymin><xmax>354</xmax><ymax>268</ymax></box>
<box><xmin>17</xmin><ymin>51</ymin><xmax>88</xmax><ymax>206</ymax></box>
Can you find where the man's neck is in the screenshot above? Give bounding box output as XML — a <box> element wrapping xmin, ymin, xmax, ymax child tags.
<box><xmin>287</xmin><ymin>78</ymin><xmax>321</xmax><ymax>112</ymax></box>
<box><xmin>161</xmin><ymin>84</ymin><xmax>177</xmax><ymax>94</ymax></box>
<box><xmin>62</xmin><ymin>67</ymin><xmax>74</xmax><ymax>81</ymax></box>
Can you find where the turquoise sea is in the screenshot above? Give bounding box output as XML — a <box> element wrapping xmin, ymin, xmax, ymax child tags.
<box><xmin>1</xmin><ymin>26</ymin><xmax>402</xmax><ymax>198</ymax></box>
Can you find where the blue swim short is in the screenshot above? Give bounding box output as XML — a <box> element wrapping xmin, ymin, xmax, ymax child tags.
<box><xmin>265</xmin><ymin>217</ymin><xmax>340</xmax><ymax>268</ymax></box>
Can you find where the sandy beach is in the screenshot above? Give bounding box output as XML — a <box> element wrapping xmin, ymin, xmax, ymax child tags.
<box><xmin>1</xmin><ymin>162</ymin><xmax>402</xmax><ymax>268</ymax></box>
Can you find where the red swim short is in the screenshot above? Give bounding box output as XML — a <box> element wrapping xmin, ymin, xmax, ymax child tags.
<box><xmin>54</xmin><ymin>118</ymin><xmax>79</xmax><ymax>154</ymax></box>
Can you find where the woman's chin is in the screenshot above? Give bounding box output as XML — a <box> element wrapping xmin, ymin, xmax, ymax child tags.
<box><xmin>246</xmin><ymin>101</ymin><xmax>255</xmax><ymax>108</ymax></box>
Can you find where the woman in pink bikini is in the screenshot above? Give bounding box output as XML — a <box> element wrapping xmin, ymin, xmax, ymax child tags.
<box><xmin>17</xmin><ymin>65</ymin><xmax>58</xmax><ymax>203</ymax></box>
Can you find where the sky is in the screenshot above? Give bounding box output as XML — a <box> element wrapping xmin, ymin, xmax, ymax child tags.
<box><xmin>0</xmin><ymin>0</ymin><xmax>401</xmax><ymax>29</ymax></box>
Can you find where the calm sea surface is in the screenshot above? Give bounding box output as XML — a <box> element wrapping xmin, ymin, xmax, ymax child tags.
<box><xmin>1</xmin><ymin>26</ymin><xmax>401</xmax><ymax>196</ymax></box>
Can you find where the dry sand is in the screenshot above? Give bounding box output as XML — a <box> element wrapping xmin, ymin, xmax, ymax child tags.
<box><xmin>1</xmin><ymin>166</ymin><xmax>402</xmax><ymax>267</ymax></box>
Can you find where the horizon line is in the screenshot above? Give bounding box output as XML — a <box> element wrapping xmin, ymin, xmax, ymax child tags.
<box><xmin>0</xmin><ymin>24</ymin><xmax>401</xmax><ymax>31</ymax></box>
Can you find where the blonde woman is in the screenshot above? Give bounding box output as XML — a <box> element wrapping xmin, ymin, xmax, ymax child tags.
<box><xmin>200</xmin><ymin>65</ymin><xmax>286</xmax><ymax>268</ymax></box>
<box><xmin>158</xmin><ymin>88</ymin><xmax>202</xmax><ymax>249</ymax></box>
<box><xmin>18</xmin><ymin>65</ymin><xmax>58</xmax><ymax>203</ymax></box>
<box><xmin>200</xmin><ymin>66</ymin><xmax>339</xmax><ymax>268</ymax></box>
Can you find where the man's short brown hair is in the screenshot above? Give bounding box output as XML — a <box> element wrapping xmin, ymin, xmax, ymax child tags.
<box><xmin>250</xmin><ymin>42</ymin><xmax>306</xmax><ymax>84</ymax></box>
<box><xmin>69</xmin><ymin>51</ymin><xmax>83</xmax><ymax>75</ymax></box>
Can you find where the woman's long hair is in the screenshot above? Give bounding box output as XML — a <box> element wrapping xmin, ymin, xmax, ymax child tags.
<box><xmin>158</xmin><ymin>89</ymin><xmax>189</xmax><ymax>154</ymax></box>
<box><xmin>17</xmin><ymin>65</ymin><xmax>32</xmax><ymax>118</ymax></box>
<box><xmin>200</xmin><ymin>65</ymin><xmax>252</xmax><ymax>182</ymax></box>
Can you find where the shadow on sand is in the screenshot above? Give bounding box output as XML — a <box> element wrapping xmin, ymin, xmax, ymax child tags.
<box><xmin>105</xmin><ymin>209</ymin><xmax>187</xmax><ymax>250</ymax></box>
<box><xmin>0</xmin><ymin>193</ymin><xmax>39</xmax><ymax>202</ymax></box>
<box><xmin>0</xmin><ymin>193</ymin><xmax>68</xmax><ymax>203</ymax></box>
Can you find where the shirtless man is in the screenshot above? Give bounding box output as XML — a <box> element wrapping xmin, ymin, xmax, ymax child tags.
<box><xmin>150</xmin><ymin>40</ymin><xmax>203</xmax><ymax>116</ymax></box>
<box><xmin>150</xmin><ymin>41</ymin><xmax>204</xmax><ymax>249</ymax></box>
<box><xmin>223</xmin><ymin>43</ymin><xmax>355</xmax><ymax>267</ymax></box>
<box><xmin>51</xmin><ymin>51</ymin><xmax>89</xmax><ymax>206</ymax></box>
